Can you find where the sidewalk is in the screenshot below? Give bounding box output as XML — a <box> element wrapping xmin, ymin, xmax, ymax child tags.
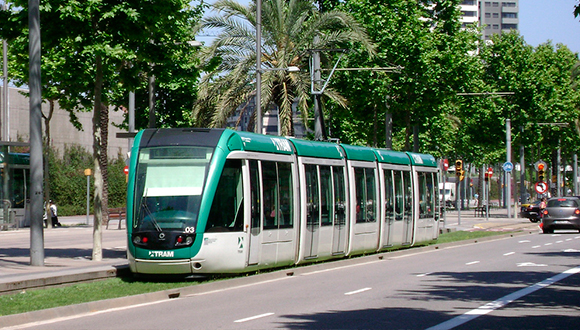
<box><xmin>0</xmin><ymin>210</ymin><xmax>540</xmax><ymax>295</ymax></box>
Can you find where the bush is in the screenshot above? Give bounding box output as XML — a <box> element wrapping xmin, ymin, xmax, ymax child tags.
<box><xmin>48</xmin><ymin>145</ymin><xmax>127</xmax><ymax>216</ymax></box>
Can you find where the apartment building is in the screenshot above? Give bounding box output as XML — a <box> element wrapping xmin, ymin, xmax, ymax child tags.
<box><xmin>460</xmin><ymin>0</ymin><xmax>519</xmax><ymax>39</ymax></box>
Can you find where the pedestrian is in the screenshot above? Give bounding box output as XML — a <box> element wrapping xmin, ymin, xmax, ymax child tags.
<box><xmin>49</xmin><ymin>200</ymin><xmax>62</xmax><ymax>227</ymax></box>
<box><xmin>539</xmin><ymin>197</ymin><xmax>547</xmax><ymax>211</ymax></box>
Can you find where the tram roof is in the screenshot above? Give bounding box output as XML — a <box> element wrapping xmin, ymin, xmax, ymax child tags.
<box><xmin>225</xmin><ymin>131</ymin><xmax>294</xmax><ymax>155</ymax></box>
<box><xmin>340</xmin><ymin>144</ymin><xmax>377</xmax><ymax>162</ymax></box>
<box><xmin>373</xmin><ymin>149</ymin><xmax>411</xmax><ymax>165</ymax></box>
<box><xmin>289</xmin><ymin>139</ymin><xmax>344</xmax><ymax>159</ymax></box>
<box><xmin>406</xmin><ymin>152</ymin><xmax>438</xmax><ymax>167</ymax></box>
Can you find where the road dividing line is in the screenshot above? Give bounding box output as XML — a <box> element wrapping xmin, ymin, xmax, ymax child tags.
<box><xmin>234</xmin><ymin>312</ymin><xmax>274</xmax><ymax>323</ymax></box>
<box><xmin>465</xmin><ymin>261</ymin><xmax>480</xmax><ymax>266</ymax></box>
<box><xmin>425</xmin><ymin>266</ymin><xmax>580</xmax><ymax>330</ymax></box>
<box><xmin>345</xmin><ymin>287</ymin><xmax>372</xmax><ymax>295</ymax></box>
<box><xmin>518</xmin><ymin>240</ymin><xmax>530</xmax><ymax>243</ymax></box>
<box><xmin>503</xmin><ymin>252</ymin><xmax>515</xmax><ymax>256</ymax></box>
<box><xmin>544</xmin><ymin>243</ymin><xmax>553</xmax><ymax>246</ymax></box>
<box><xmin>417</xmin><ymin>272</ymin><xmax>432</xmax><ymax>277</ymax></box>
<box><xmin>532</xmin><ymin>245</ymin><xmax>541</xmax><ymax>249</ymax></box>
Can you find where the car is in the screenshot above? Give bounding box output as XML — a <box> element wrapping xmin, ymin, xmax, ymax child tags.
<box><xmin>541</xmin><ymin>197</ymin><xmax>580</xmax><ymax>234</ymax></box>
<box><xmin>520</xmin><ymin>200</ymin><xmax>542</xmax><ymax>222</ymax></box>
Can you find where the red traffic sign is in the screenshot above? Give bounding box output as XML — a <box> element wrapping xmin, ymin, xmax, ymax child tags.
<box><xmin>534</xmin><ymin>181</ymin><xmax>548</xmax><ymax>194</ymax></box>
<box><xmin>487</xmin><ymin>167</ymin><xmax>493</xmax><ymax>175</ymax></box>
<box><xmin>442</xmin><ymin>159</ymin><xmax>449</xmax><ymax>171</ymax></box>
<box><xmin>124</xmin><ymin>166</ymin><xmax>129</xmax><ymax>175</ymax></box>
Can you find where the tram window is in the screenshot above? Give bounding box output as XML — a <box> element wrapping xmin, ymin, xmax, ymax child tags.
<box><xmin>305</xmin><ymin>164</ymin><xmax>319</xmax><ymax>226</ymax></box>
<box><xmin>207</xmin><ymin>159</ymin><xmax>243</xmax><ymax>232</ymax></box>
<box><xmin>425</xmin><ymin>172</ymin><xmax>435</xmax><ymax>218</ymax></box>
<box><xmin>320</xmin><ymin>166</ymin><xmax>332</xmax><ymax>226</ymax></box>
<box><xmin>394</xmin><ymin>171</ymin><xmax>404</xmax><ymax>221</ymax></box>
<box><xmin>354</xmin><ymin>167</ymin><xmax>376</xmax><ymax>223</ymax></box>
<box><xmin>418</xmin><ymin>172</ymin><xmax>428</xmax><ymax>219</ymax></box>
<box><xmin>249</xmin><ymin>160</ymin><xmax>261</xmax><ymax>233</ymax></box>
<box><xmin>384</xmin><ymin>169</ymin><xmax>394</xmax><ymax>222</ymax></box>
<box><xmin>332</xmin><ymin>167</ymin><xmax>346</xmax><ymax>226</ymax></box>
<box><xmin>365</xmin><ymin>168</ymin><xmax>376</xmax><ymax>222</ymax></box>
<box><xmin>403</xmin><ymin>171</ymin><xmax>413</xmax><ymax>220</ymax></box>
<box><xmin>262</xmin><ymin>161</ymin><xmax>279</xmax><ymax>229</ymax></box>
<box><xmin>278</xmin><ymin>162</ymin><xmax>293</xmax><ymax>228</ymax></box>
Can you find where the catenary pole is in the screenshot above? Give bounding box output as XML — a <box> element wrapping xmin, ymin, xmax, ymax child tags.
<box><xmin>29</xmin><ymin>0</ymin><xmax>44</xmax><ymax>266</ymax></box>
<box><xmin>255</xmin><ymin>0</ymin><xmax>262</xmax><ymax>134</ymax></box>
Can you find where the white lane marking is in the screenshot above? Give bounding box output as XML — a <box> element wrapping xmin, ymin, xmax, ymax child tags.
<box><xmin>466</xmin><ymin>261</ymin><xmax>480</xmax><ymax>266</ymax></box>
<box><xmin>532</xmin><ymin>245</ymin><xmax>541</xmax><ymax>249</ymax></box>
<box><xmin>234</xmin><ymin>312</ymin><xmax>275</xmax><ymax>323</ymax></box>
<box><xmin>518</xmin><ymin>240</ymin><xmax>530</xmax><ymax>243</ymax></box>
<box><xmin>575</xmin><ymin>236</ymin><xmax>580</xmax><ymax>239</ymax></box>
<box><xmin>503</xmin><ymin>252</ymin><xmax>515</xmax><ymax>256</ymax></box>
<box><xmin>345</xmin><ymin>287</ymin><xmax>372</xmax><ymax>295</ymax></box>
<box><xmin>425</xmin><ymin>266</ymin><xmax>580</xmax><ymax>330</ymax></box>
<box><xmin>555</xmin><ymin>241</ymin><xmax>563</xmax><ymax>244</ymax></box>
<box><xmin>552</xmin><ymin>234</ymin><xmax>562</xmax><ymax>237</ymax></box>
<box><xmin>565</xmin><ymin>238</ymin><xmax>572</xmax><ymax>241</ymax></box>
<box><xmin>417</xmin><ymin>272</ymin><xmax>432</xmax><ymax>277</ymax></box>
<box><xmin>517</xmin><ymin>262</ymin><xmax>547</xmax><ymax>267</ymax></box>
<box><xmin>544</xmin><ymin>243</ymin><xmax>553</xmax><ymax>246</ymax></box>
<box><xmin>564</xmin><ymin>249</ymin><xmax>580</xmax><ymax>253</ymax></box>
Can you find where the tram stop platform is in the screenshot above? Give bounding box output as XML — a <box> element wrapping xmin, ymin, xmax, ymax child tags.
<box><xmin>0</xmin><ymin>209</ymin><xmax>540</xmax><ymax>296</ymax></box>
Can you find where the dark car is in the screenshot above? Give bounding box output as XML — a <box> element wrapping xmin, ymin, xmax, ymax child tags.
<box><xmin>520</xmin><ymin>200</ymin><xmax>542</xmax><ymax>223</ymax></box>
<box><xmin>541</xmin><ymin>197</ymin><xmax>580</xmax><ymax>234</ymax></box>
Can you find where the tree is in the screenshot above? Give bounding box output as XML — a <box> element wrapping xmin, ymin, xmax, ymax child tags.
<box><xmin>192</xmin><ymin>0</ymin><xmax>374</xmax><ymax>136</ymax></box>
<box><xmin>0</xmin><ymin>0</ymin><xmax>202</xmax><ymax>260</ymax></box>
<box><xmin>328</xmin><ymin>0</ymin><xmax>483</xmax><ymax>156</ymax></box>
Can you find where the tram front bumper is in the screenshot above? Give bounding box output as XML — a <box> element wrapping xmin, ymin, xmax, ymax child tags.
<box><xmin>130</xmin><ymin>258</ymin><xmax>196</xmax><ymax>274</ymax></box>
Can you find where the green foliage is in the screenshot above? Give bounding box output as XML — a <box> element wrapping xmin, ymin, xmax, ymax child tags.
<box><xmin>49</xmin><ymin>145</ymin><xmax>127</xmax><ymax>216</ymax></box>
<box><xmin>193</xmin><ymin>0</ymin><xmax>374</xmax><ymax>136</ymax></box>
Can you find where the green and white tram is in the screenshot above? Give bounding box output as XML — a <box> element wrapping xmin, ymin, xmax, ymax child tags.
<box><xmin>127</xmin><ymin>128</ymin><xmax>439</xmax><ymax>274</ymax></box>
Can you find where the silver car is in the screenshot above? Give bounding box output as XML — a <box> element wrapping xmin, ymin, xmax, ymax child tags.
<box><xmin>541</xmin><ymin>197</ymin><xmax>580</xmax><ymax>234</ymax></box>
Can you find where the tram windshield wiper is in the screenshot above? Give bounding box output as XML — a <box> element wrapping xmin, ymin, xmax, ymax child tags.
<box><xmin>140</xmin><ymin>201</ymin><xmax>163</xmax><ymax>232</ymax></box>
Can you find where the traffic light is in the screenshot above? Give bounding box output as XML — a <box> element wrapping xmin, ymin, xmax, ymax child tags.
<box><xmin>538</xmin><ymin>163</ymin><xmax>545</xmax><ymax>182</ymax></box>
<box><xmin>455</xmin><ymin>160</ymin><xmax>462</xmax><ymax>177</ymax></box>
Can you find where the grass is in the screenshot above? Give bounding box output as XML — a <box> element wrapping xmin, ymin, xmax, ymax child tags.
<box><xmin>0</xmin><ymin>229</ymin><xmax>517</xmax><ymax>317</ymax></box>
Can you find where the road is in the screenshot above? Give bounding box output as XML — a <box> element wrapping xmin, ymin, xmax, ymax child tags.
<box><xmin>13</xmin><ymin>230</ymin><xmax>580</xmax><ymax>330</ymax></box>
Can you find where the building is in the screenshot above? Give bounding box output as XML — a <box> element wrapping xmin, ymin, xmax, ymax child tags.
<box><xmin>459</xmin><ymin>0</ymin><xmax>519</xmax><ymax>40</ymax></box>
<box><xmin>0</xmin><ymin>85</ymin><xmax>130</xmax><ymax>158</ymax></box>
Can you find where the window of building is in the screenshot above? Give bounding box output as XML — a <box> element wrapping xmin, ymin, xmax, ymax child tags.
<box><xmin>502</xmin><ymin>24</ymin><xmax>518</xmax><ymax>30</ymax></box>
<box><xmin>485</xmin><ymin>1</ymin><xmax>491</xmax><ymax>7</ymax></box>
<box><xmin>461</xmin><ymin>0</ymin><xmax>476</xmax><ymax>5</ymax></box>
<box><xmin>493</xmin><ymin>13</ymin><xmax>499</xmax><ymax>18</ymax></box>
<box><xmin>502</xmin><ymin>2</ymin><xmax>517</xmax><ymax>7</ymax></box>
<box><xmin>493</xmin><ymin>24</ymin><xmax>499</xmax><ymax>29</ymax></box>
<box><xmin>492</xmin><ymin>2</ymin><xmax>499</xmax><ymax>7</ymax></box>
<box><xmin>461</xmin><ymin>11</ymin><xmax>477</xmax><ymax>17</ymax></box>
<box><xmin>485</xmin><ymin>13</ymin><xmax>491</xmax><ymax>18</ymax></box>
<box><xmin>502</xmin><ymin>12</ymin><xmax>517</xmax><ymax>18</ymax></box>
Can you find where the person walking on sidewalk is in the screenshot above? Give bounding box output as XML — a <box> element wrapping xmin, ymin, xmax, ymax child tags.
<box><xmin>49</xmin><ymin>200</ymin><xmax>62</xmax><ymax>227</ymax></box>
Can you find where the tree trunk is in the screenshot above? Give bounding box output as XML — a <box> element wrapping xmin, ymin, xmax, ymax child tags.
<box><xmin>43</xmin><ymin>100</ymin><xmax>54</xmax><ymax>229</ymax></box>
<box><xmin>92</xmin><ymin>54</ymin><xmax>104</xmax><ymax>261</ymax></box>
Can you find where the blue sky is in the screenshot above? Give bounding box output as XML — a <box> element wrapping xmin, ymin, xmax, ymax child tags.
<box><xmin>205</xmin><ymin>0</ymin><xmax>580</xmax><ymax>54</ymax></box>
<box><xmin>519</xmin><ymin>0</ymin><xmax>580</xmax><ymax>53</ymax></box>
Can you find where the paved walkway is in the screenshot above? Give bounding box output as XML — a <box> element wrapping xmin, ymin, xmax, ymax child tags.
<box><xmin>0</xmin><ymin>210</ymin><xmax>541</xmax><ymax>295</ymax></box>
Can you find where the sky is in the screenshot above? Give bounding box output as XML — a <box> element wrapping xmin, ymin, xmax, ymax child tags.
<box><xmin>205</xmin><ymin>1</ymin><xmax>580</xmax><ymax>54</ymax></box>
<box><xmin>519</xmin><ymin>0</ymin><xmax>580</xmax><ymax>53</ymax></box>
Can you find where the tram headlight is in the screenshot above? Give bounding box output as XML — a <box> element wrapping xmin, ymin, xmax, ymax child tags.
<box><xmin>133</xmin><ymin>236</ymin><xmax>142</xmax><ymax>245</ymax></box>
<box><xmin>185</xmin><ymin>236</ymin><xmax>194</xmax><ymax>245</ymax></box>
<box><xmin>175</xmin><ymin>235</ymin><xmax>194</xmax><ymax>247</ymax></box>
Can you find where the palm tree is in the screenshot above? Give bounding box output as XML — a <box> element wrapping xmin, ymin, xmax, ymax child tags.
<box><xmin>192</xmin><ymin>0</ymin><xmax>374</xmax><ymax>136</ymax></box>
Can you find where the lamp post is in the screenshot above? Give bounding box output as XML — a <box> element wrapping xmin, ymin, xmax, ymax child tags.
<box><xmin>255</xmin><ymin>0</ymin><xmax>262</xmax><ymax>134</ymax></box>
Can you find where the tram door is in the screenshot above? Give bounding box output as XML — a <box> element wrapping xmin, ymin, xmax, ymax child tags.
<box><xmin>304</xmin><ymin>164</ymin><xmax>320</xmax><ymax>258</ymax></box>
<box><xmin>247</xmin><ymin>160</ymin><xmax>261</xmax><ymax>265</ymax></box>
<box><xmin>331</xmin><ymin>167</ymin><xmax>347</xmax><ymax>254</ymax></box>
<box><xmin>402</xmin><ymin>170</ymin><xmax>414</xmax><ymax>245</ymax></box>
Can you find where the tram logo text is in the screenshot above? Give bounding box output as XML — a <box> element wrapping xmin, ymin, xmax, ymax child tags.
<box><xmin>149</xmin><ymin>251</ymin><xmax>174</xmax><ymax>258</ymax></box>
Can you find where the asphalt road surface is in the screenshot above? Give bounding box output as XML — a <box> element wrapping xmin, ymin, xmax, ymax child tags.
<box><xmin>11</xmin><ymin>230</ymin><xmax>580</xmax><ymax>330</ymax></box>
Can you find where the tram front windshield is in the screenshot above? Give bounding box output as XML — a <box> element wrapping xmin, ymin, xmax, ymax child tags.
<box><xmin>133</xmin><ymin>146</ymin><xmax>213</xmax><ymax>232</ymax></box>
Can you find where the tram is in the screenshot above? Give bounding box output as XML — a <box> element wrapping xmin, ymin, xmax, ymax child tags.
<box><xmin>126</xmin><ymin>128</ymin><xmax>440</xmax><ymax>274</ymax></box>
<box><xmin>0</xmin><ymin>152</ymin><xmax>30</xmax><ymax>228</ymax></box>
